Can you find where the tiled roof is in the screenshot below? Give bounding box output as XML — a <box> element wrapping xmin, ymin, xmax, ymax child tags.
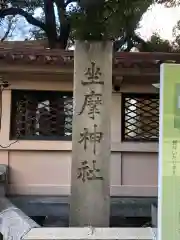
<box><xmin>0</xmin><ymin>47</ymin><xmax>74</xmax><ymax>67</ymax></box>
<box><xmin>1</xmin><ymin>41</ymin><xmax>180</xmax><ymax>69</ymax></box>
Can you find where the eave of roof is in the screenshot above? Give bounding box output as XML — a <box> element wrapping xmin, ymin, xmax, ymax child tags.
<box><xmin>0</xmin><ymin>47</ymin><xmax>179</xmax><ymax>66</ymax></box>
<box><xmin>1</xmin><ymin>41</ymin><xmax>180</xmax><ymax>77</ymax></box>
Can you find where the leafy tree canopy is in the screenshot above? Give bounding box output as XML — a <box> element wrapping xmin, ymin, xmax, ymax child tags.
<box><xmin>137</xmin><ymin>33</ymin><xmax>180</xmax><ymax>52</ymax></box>
<box><xmin>0</xmin><ymin>0</ymin><xmax>158</xmax><ymax>50</ymax></box>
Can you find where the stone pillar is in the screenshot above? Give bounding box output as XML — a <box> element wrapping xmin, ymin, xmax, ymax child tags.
<box><xmin>70</xmin><ymin>41</ymin><xmax>112</xmax><ymax>227</ymax></box>
<box><xmin>151</xmin><ymin>203</ymin><xmax>157</xmax><ymax>228</ymax></box>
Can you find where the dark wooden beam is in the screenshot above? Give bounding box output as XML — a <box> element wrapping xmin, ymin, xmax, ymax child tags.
<box><xmin>9</xmin><ymin>196</ymin><xmax>157</xmax><ymax>219</ymax></box>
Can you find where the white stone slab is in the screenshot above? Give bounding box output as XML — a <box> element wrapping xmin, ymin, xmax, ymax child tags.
<box><xmin>0</xmin><ymin>198</ymin><xmax>39</xmax><ymax>240</ymax></box>
<box><xmin>23</xmin><ymin>227</ymin><xmax>157</xmax><ymax>240</ymax></box>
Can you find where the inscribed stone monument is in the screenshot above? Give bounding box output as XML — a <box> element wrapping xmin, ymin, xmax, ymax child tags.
<box><xmin>70</xmin><ymin>41</ymin><xmax>112</xmax><ymax>227</ymax></box>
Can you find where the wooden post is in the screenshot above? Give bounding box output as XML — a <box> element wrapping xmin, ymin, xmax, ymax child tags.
<box><xmin>70</xmin><ymin>41</ymin><xmax>112</xmax><ymax>227</ymax></box>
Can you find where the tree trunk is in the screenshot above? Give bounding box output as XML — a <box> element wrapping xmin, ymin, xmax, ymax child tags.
<box><xmin>44</xmin><ymin>0</ymin><xmax>57</xmax><ymax>48</ymax></box>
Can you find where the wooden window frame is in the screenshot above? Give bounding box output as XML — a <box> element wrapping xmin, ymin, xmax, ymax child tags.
<box><xmin>121</xmin><ymin>93</ymin><xmax>159</xmax><ymax>142</ymax></box>
<box><xmin>10</xmin><ymin>90</ymin><xmax>73</xmax><ymax>141</ymax></box>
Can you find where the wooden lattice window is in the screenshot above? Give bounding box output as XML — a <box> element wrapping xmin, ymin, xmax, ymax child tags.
<box><xmin>122</xmin><ymin>93</ymin><xmax>159</xmax><ymax>141</ymax></box>
<box><xmin>10</xmin><ymin>90</ymin><xmax>73</xmax><ymax>140</ymax></box>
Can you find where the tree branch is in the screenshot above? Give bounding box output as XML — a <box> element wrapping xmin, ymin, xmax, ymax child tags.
<box><xmin>133</xmin><ymin>34</ymin><xmax>150</xmax><ymax>51</ymax></box>
<box><xmin>1</xmin><ymin>17</ymin><xmax>13</xmax><ymax>41</ymax></box>
<box><xmin>133</xmin><ymin>34</ymin><xmax>147</xmax><ymax>45</ymax></box>
<box><xmin>124</xmin><ymin>38</ymin><xmax>134</xmax><ymax>52</ymax></box>
<box><xmin>113</xmin><ymin>37</ymin><xmax>126</xmax><ymax>52</ymax></box>
<box><xmin>0</xmin><ymin>7</ymin><xmax>47</xmax><ymax>32</ymax></box>
<box><xmin>65</xmin><ymin>0</ymin><xmax>77</xmax><ymax>7</ymax></box>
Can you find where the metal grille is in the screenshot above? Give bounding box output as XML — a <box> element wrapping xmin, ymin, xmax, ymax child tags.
<box><xmin>11</xmin><ymin>90</ymin><xmax>73</xmax><ymax>140</ymax></box>
<box><xmin>122</xmin><ymin>93</ymin><xmax>159</xmax><ymax>141</ymax></box>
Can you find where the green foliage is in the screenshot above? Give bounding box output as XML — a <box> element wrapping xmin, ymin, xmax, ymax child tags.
<box><xmin>173</xmin><ymin>20</ymin><xmax>180</xmax><ymax>48</ymax></box>
<box><xmin>70</xmin><ymin>0</ymin><xmax>153</xmax><ymax>41</ymax></box>
<box><xmin>156</xmin><ymin>0</ymin><xmax>179</xmax><ymax>7</ymax></box>
<box><xmin>6</xmin><ymin>0</ymin><xmax>44</xmax><ymax>14</ymax></box>
<box><xmin>138</xmin><ymin>33</ymin><xmax>180</xmax><ymax>52</ymax></box>
<box><xmin>0</xmin><ymin>0</ymin><xmax>174</xmax><ymax>50</ymax></box>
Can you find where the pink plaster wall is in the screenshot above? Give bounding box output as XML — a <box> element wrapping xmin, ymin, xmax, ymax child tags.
<box><xmin>0</xmin><ymin>78</ymin><xmax>158</xmax><ymax>196</ymax></box>
<box><xmin>7</xmin><ymin>151</ymin><xmax>158</xmax><ymax>196</ymax></box>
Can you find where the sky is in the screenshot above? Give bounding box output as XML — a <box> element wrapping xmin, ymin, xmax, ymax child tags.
<box><xmin>138</xmin><ymin>3</ymin><xmax>180</xmax><ymax>40</ymax></box>
<box><xmin>1</xmin><ymin>3</ymin><xmax>180</xmax><ymax>41</ymax></box>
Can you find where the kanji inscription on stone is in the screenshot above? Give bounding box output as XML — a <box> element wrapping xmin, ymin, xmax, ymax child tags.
<box><xmin>77</xmin><ymin>160</ymin><xmax>103</xmax><ymax>182</ymax></box>
<box><xmin>78</xmin><ymin>90</ymin><xmax>102</xmax><ymax>119</ymax></box>
<box><xmin>82</xmin><ymin>62</ymin><xmax>104</xmax><ymax>85</ymax></box>
<box><xmin>78</xmin><ymin>124</ymin><xmax>103</xmax><ymax>155</ymax></box>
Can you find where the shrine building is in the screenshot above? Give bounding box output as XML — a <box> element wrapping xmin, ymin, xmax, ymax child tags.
<box><xmin>0</xmin><ymin>40</ymin><xmax>178</xmax><ymax>227</ymax></box>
